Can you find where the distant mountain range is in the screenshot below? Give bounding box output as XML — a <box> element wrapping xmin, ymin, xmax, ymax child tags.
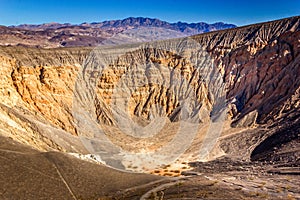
<box><xmin>1</xmin><ymin>17</ymin><xmax>236</xmax><ymax>48</ymax></box>
<box><xmin>11</xmin><ymin>17</ymin><xmax>236</xmax><ymax>34</ymax></box>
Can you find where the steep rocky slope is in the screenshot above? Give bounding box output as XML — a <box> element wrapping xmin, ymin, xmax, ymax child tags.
<box><xmin>0</xmin><ymin>16</ymin><xmax>299</xmax><ymax>198</ymax></box>
<box><xmin>1</xmin><ymin>17</ymin><xmax>300</xmax><ymax>158</ymax></box>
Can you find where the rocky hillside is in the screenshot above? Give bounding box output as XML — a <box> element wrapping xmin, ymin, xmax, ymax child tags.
<box><xmin>0</xmin><ymin>16</ymin><xmax>299</xmax><ymax>199</ymax></box>
<box><xmin>0</xmin><ymin>17</ymin><xmax>236</xmax><ymax>48</ymax></box>
<box><xmin>0</xmin><ymin>16</ymin><xmax>299</xmax><ymax>170</ymax></box>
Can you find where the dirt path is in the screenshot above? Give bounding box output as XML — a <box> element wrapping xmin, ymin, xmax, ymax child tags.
<box><xmin>140</xmin><ymin>177</ymin><xmax>187</xmax><ymax>200</ymax></box>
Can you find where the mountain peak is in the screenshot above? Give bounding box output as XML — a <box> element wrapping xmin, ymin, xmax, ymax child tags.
<box><xmin>10</xmin><ymin>17</ymin><xmax>236</xmax><ymax>31</ymax></box>
<box><xmin>4</xmin><ymin>17</ymin><xmax>236</xmax><ymax>48</ymax></box>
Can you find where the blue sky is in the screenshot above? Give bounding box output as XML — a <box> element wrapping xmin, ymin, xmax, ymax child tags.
<box><xmin>0</xmin><ymin>0</ymin><xmax>299</xmax><ymax>26</ymax></box>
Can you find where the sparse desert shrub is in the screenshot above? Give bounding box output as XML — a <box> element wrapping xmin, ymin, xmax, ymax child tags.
<box><xmin>207</xmin><ymin>180</ymin><xmax>218</xmax><ymax>186</ymax></box>
<box><xmin>196</xmin><ymin>190</ymin><xmax>209</xmax><ymax>198</ymax></box>
<box><xmin>175</xmin><ymin>182</ymin><xmax>183</xmax><ymax>186</ymax></box>
<box><xmin>249</xmin><ymin>192</ymin><xmax>268</xmax><ymax>198</ymax></box>
<box><xmin>287</xmin><ymin>194</ymin><xmax>296</xmax><ymax>200</ymax></box>
<box><xmin>162</xmin><ymin>164</ymin><xmax>171</xmax><ymax>169</ymax></box>
<box><xmin>285</xmin><ymin>185</ymin><xmax>292</xmax><ymax>190</ymax></box>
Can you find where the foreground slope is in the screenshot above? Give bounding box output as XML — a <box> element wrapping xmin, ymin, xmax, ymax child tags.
<box><xmin>0</xmin><ymin>135</ymin><xmax>164</xmax><ymax>199</ymax></box>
